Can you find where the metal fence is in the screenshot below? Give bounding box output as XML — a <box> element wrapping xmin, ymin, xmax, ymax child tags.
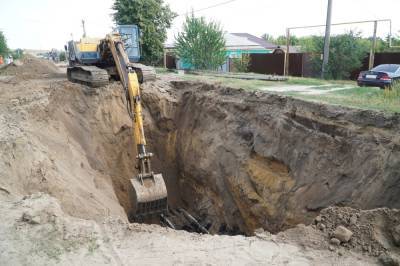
<box><xmin>248</xmin><ymin>53</ymin><xmax>309</xmax><ymax>76</ymax></box>
<box><xmin>251</xmin><ymin>52</ymin><xmax>400</xmax><ymax>79</ymax></box>
<box><xmin>166</xmin><ymin>52</ymin><xmax>400</xmax><ymax>80</ymax></box>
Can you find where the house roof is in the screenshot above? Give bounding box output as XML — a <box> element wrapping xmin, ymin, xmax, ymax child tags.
<box><xmin>164</xmin><ymin>32</ymin><xmax>300</xmax><ymax>53</ymax></box>
<box><xmin>230</xmin><ymin>33</ymin><xmax>276</xmax><ymax>49</ymax></box>
<box><xmin>231</xmin><ymin>33</ymin><xmax>300</xmax><ymax>53</ymax></box>
<box><xmin>165</xmin><ymin>34</ymin><xmax>266</xmax><ymax>50</ymax></box>
<box><xmin>224</xmin><ymin>33</ymin><xmax>264</xmax><ymax>49</ymax></box>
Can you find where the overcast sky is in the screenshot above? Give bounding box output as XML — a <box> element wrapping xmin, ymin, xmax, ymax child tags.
<box><xmin>1</xmin><ymin>0</ymin><xmax>399</xmax><ymax>50</ymax></box>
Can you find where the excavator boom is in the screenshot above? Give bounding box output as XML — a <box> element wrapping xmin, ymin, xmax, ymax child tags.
<box><xmin>103</xmin><ymin>33</ymin><xmax>168</xmax><ymax>219</ymax></box>
<box><xmin>66</xmin><ymin>26</ymin><xmax>166</xmax><ymax>219</ymax></box>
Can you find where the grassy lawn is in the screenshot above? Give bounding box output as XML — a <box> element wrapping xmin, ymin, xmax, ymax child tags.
<box><xmin>156</xmin><ymin>70</ymin><xmax>283</xmax><ymax>89</ymax></box>
<box><xmin>180</xmin><ymin>74</ymin><xmax>282</xmax><ymax>90</ymax></box>
<box><xmin>286</xmin><ymin>76</ymin><xmax>354</xmax><ymax>86</ymax></box>
<box><xmin>156</xmin><ymin>70</ymin><xmax>400</xmax><ymax>113</ymax></box>
<box><xmin>283</xmin><ymin>87</ymin><xmax>400</xmax><ymax>113</ymax></box>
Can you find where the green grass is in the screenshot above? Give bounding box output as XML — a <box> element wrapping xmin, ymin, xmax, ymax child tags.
<box><xmin>283</xmin><ymin>86</ymin><xmax>400</xmax><ymax>113</ymax></box>
<box><xmin>155</xmin><ymin>67</ymin><xmax>173</xmax><ymax>74</ymax></box>
<box><xmin>157</xmin><ymin>71</ymin><xmax>400</xmax><ymax>113</ymax></box>
<box><xmin>159</xmin><ymin>71</ymin><xmax>353</xmax><ymax>89</ymax></box>
<box><xmin>178</xmin><ymin>74</ymin><xmax>281</xmax><ymax>90</ymax></box>
<box><xmin>286</xmin><ymin>76</ymin><xmax>353</xmax><ymax>86</ymax></box>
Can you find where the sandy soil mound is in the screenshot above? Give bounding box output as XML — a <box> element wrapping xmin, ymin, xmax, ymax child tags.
<box><xmin>0</xmin><ymin>193</ymin><xmax>376</xmax><ymax>265</ymax></box>
<box><xmin>317</xmin><ymin>207</ymin><xmax>400</xmax><ymax>256</ymax></box>
<box><xmin>277</xmin><ymin>207</ymin><xmax>400</xmax><ymax>263</ymax></box>
<box><xmin>0</xmin><ymin>55</ymin><xmax>63</xmax><ymax>80</ymax></box>
<box><xmin>0</xmin><ymin>77</ymin><xmax>134</xmax><ymax>221</ymax></box>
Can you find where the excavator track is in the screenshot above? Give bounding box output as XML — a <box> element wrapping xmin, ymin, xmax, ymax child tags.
<box><xmin>67</xmin><ymin>66</ymin><xmax>109</xmax><ymax>87</ymax></box>
<box><xmin>132</xmin><ymin>63</ymin><xmax>156</xmax><ymax>83</ymax></box>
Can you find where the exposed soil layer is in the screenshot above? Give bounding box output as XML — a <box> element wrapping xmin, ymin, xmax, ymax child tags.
<box><xmin>0</xmin><ymin>78</ymin><xmax>135</xmax><ymax>221</ymax></box>
<box><xmin>141</xmin><ymin>80</ymin><xmax>400</xmax><ymax>235</ymax></box>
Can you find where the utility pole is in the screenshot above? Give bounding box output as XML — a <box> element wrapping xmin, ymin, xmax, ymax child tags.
<box><xmin>369</xmin><ymin>21</ymin><xmax>378</xmax><ymax>69</ymax></box>
<box><xmin>284</xmin><ymin>28</ymin><xmax>290</xmax><ymax>76</ymax></box>
<box><xmin>321</xmin><ymin>0</ymin><xmax>333</xmax><ymax>79</ymax></box>
<box><xmin>82</xmin><ymin>20</ymin><xmax>87</xmax><ymax>38</ymax></box>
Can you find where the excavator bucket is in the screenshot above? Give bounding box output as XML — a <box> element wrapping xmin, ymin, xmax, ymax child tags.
<box><xmin>130</xmin><ymin>174</ymin><xmax>168</xmax><ymax>218</ymax></box>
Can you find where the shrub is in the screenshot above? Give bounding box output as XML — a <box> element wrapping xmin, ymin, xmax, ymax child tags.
<box><xmin>232</xmin><ymin>53</ymin><xmax>250</xmax><ymax>73</ymax></box>
<box><xmin>175</xmin><ymin>14</ymin><xmax>226</xmax><ymax>70</ymax></box>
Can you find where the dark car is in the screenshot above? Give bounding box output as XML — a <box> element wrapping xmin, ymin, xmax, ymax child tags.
<box><xmin>357</xmin><ymin>64</ymin><xmax>400</xmax><ymax>89</ymax></box>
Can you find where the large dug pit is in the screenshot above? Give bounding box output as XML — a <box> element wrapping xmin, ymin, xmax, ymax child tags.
<box><xmin>140</xmin><ymin>80</ymin><xmax>400</xmax><ymax>235</ymax></box>
<box><xmin>1</xmin><ymin>68</ymin><xmax>399</xmax><ymax>238</ymax></box>
<box><xmin>121</xmin><ymin>78</ymin><xmax>400</xmax><ymax>234</ymax></box>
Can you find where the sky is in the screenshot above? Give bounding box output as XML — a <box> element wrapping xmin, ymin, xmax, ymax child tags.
<box><xmin>1</xmin><ymin>0</ymin><xmax>399</xmax><ymax>50</ymax></box>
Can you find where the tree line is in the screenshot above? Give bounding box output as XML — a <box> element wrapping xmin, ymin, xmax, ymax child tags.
<box><xmin>261</xmin><ymin>33</ymin><xmax>400</xmax><ymax>53</ymax></box>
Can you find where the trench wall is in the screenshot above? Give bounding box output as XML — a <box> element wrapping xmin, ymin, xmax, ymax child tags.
<box><xmin>142</xmin><ymin>80</ymin><xmax>400</xmax><ymax>234</ymax></box>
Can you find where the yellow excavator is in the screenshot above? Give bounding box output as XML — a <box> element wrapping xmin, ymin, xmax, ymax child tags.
<box><xmin>66</xmin><ymin>25</ymin><xmax>167</xmax><ymax>219</ymax></box>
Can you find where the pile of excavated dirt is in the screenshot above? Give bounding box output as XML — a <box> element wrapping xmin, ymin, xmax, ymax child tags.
<box><xmin>277</xmin><ymin>207</ymin><xmax>400</xmax><ymax>262</ymax></box>
<box><xmin>0</xmin><ymin>193</ymin><xmax>377</xmax><ymax>265</ymax></box>
<box><xmin>0</xmin><ymin>55</ymin><xmax>63</xmax><ymax>80</ymax></box>
<box><xmin>141</xmin><ymin>80</ymin><xmax>400</xmax><ymax>236</ymax></box>
<box><xmin>0</xmin><ymin>77</ymin><xmax>134</xmax><ymax>221</ymax></box>
<box><xmin>316</xmin><ymin>207</ymin><xmax>400</xmax><ymax>256</ymax></box>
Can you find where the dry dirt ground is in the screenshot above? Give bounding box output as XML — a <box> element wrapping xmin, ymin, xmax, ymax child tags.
<box><xmin>1</xmin><ymin>193</ymin><xmax>377</xmax><ymax>266</ymax></box>
<box><xmin>0</xmin><ymin>57</ymin><xmax>399</xmax><ymax>265</ymax></box>
<box><xmin>260</xmin><ymin>84</ymin><xmax>354</xmax><ymax>95</ymax></box>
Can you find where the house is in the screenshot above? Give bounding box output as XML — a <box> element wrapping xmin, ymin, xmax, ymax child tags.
<box><xmin>230</xmin><ymin>33</ymin><xmax>300</xmax><ymax>54</ymax></box>
<box><xmin>164</xmin><ymin>33</ymin><xmax>299</xmax><ymax>72</ymax></box>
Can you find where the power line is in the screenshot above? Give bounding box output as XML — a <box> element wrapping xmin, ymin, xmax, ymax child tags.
<box><xmin>178</xmin><ymin>0</ymin><xmax>239</xmax><ymax>17</ymax></box>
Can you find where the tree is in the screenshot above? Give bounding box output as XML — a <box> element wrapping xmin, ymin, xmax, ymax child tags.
<box><xmin>261</xmin><ymin>33</ymin><xmax>275</xmax><ymax>43</ymax></box>
<box><xmin>112</xmin><ymin>0</ymin><xmax>176</xmax><ymax>64</ymax></box>
<box><xmin>276</xmin><ymin>35</ymin><xmax>300</xmax><ymax>46</ymax></box>
<box><xmin>303</xmin><ymin>32</ymin><xmax>369</xmax><ymax>79</ymax></box>
<box><xmin>0</xmin><ymin>31</ymin><xmax>8</xmax><ymax>57</ymax></box>
<box><xmin>175</xmin><ymin>14</ymin><xmax>226</xmax><ymax>70</ymax></box>
<box><xmin>374</xmin><ymin>35</ymin><xmax>400</xmax><ymax>53</ymax></box>
<box><xmin>59</xmin><ymin>51</ymin><xmax>66</xmax><ymax>62</ymax></box>
<box><xmin>11</xmin><ymin>49</ymin><xmax>23</xmax><ymax>60</ymax></box>
<box><xmin>393</xmin><ymin>32</ymin><xmax>400</xmax><ymax>47</ymax></box>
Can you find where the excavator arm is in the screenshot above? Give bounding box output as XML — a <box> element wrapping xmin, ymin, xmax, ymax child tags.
<box><xmin>104</xmin><ymin>33</ymin><xmax>168</xmax><ymax>219</ymax></box>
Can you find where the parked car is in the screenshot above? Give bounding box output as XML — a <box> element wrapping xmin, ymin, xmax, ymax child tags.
<box><xmin>357</xmin><ymin>64</ymin><xmax>400</xmax><ymax>89</ymax></box>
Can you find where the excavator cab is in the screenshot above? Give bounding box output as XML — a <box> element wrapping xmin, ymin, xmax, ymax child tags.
<box><xmin>117</xmin><ymin>25</ymin><xmax>141</xmax><ymax>63</ymax></box>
